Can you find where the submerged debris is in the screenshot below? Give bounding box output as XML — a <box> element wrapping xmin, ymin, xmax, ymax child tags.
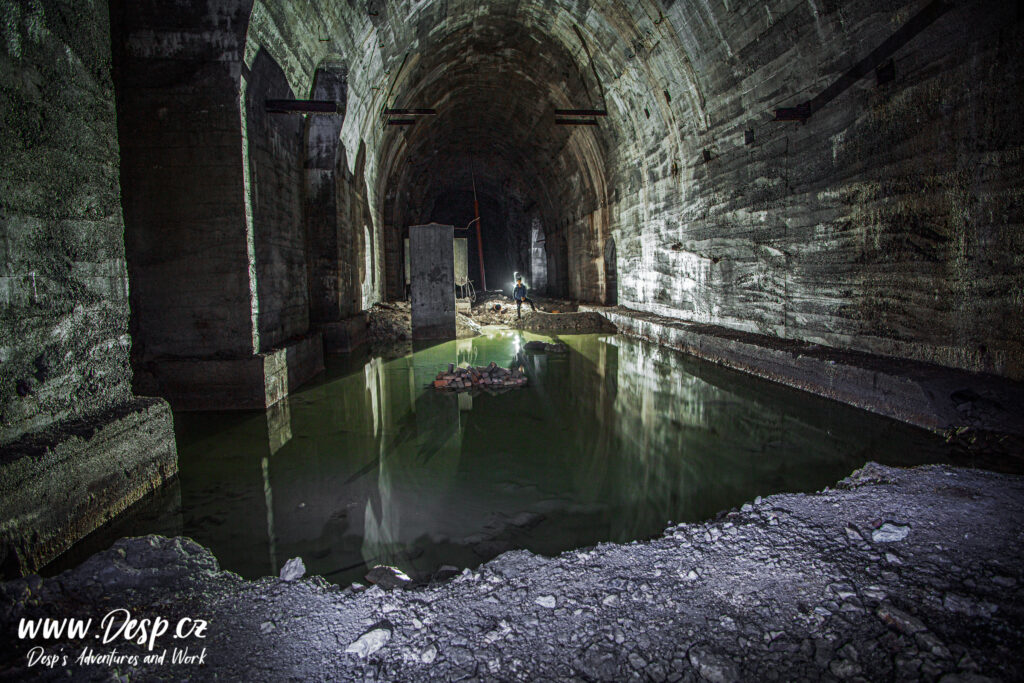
<box><xmin>523</xmin><ymin>340</ymin><xmax>568</xmax><ymax>353</ymax></box>
<box><xmin>433</xmin><ymin>361</ymin><xmax>527</xmax><ymax>392</ymax></box>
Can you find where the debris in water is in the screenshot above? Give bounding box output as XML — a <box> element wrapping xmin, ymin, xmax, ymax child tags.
<box><xmin>523</xmin><ymin>340</ymin><xmax>568</xmax><ymax>353</ymax></box>
<box><xmin>433</xmin><ymin>361</ymin><xmax>527</xmax><ymax>392</ymax></box>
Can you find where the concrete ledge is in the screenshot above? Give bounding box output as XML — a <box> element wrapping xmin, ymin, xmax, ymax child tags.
<box><xmin>264</xmin><ymin>334</ymin><xmax>325</xmax><ymax>407</ymax></box>
<box><xmin>582</xmin><ymin>305</ymin><xmax>1024</xmax><ymax>438</ymax></box>
<box><xmin>150</xmin><ymin>333</ymin><xmax>325</xmax><ymax>410</ymax></box>
<box><xmin>319</xmin><ymin>313</ymin><xmax>368</xmax><ymax>353</ymax></box>
<box><xmin>0</xmin><ymin>397</ymin><xmax>177</xmax><ymax>578</ymax></box>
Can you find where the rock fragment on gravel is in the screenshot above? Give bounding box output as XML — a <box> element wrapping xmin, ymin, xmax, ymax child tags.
<box><xmin>872</xmin><ymin>522</ymin><xmax>911</xmax><ymax>542</ymax></box>
<box><xmin>279</xmin><ymin>557</ymin><xmax>306</xmax><ymax>581</ymax></box>
<box><xmin>346</xmin><ymin>626</ymin><xmax>392</xmax><ymax>658</ymax></box>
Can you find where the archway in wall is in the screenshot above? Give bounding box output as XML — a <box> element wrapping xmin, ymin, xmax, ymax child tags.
<box><xmin>604</xmin><ymin>237</ymin><xmax>618</xmax><ymax>306</ymax></box>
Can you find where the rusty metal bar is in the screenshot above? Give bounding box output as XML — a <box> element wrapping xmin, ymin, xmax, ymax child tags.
<box><xmin>265</xmin><ymin>99</ymin><xmax>338</xmax><ymax>113</ymax></box>
<box><xmin>384</xmin><ymin>108</ymin><xmax>437</xmax><ymax>116</ymax></box>
<box><xmin>386</xmin><ymin>119</ymin><xmax>417</xmax><ymax>125</ymax></box>
<box><xmin>471</xmin><ymin>166</ymin><xmax>487</xmax><ymax>291</ymax></box>
<box><xmin>774</xmin><ymin>0</ymin><xmax>951</xmax><ymax>123</ymax></box>
<box><xmin>554</xmin><ymin>109</ymin><xmax>607</xmax><ymax>116</ymax></box>
<box><xmin>555</xmin><ymin>118</ymin><xmax>600</xmax><ymax>125</ymax></box>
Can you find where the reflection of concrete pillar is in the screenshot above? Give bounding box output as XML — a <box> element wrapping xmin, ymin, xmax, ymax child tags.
<box><xmin>262</xmin><ymin>456</ymin><xmax>277</xmax><ymax>575</ymax></box>
<box><xmin>265</xmin><ymin>396</ymin><xmax>293</xmax><ymax>455</ymax></box>
<box><xmin>365</xmin><ymin>358</ymin><xmax>382</xmax><ymax>438</ymax></box>
<box><xmin>409</xmin><ymin>223</ymin><xmax>455</xmax><ymax>339</ymax></box>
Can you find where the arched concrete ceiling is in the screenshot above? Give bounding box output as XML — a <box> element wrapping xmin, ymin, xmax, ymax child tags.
<box><xmin>245</xmin><ymin>0</ymin><xmax>702</xmax><ymax>231</ymax></box>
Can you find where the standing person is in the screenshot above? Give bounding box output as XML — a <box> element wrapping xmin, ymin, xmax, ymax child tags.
<box><xmin>512</xmin><ymin>276</ymin><xmax>536</xmax><ymax>319</ymax></box>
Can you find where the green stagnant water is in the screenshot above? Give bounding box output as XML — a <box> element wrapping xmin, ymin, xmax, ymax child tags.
<box><xmin>52</xmin><ymin>330</ymin><xmax>967</xmax><ymax>586</ymax></box>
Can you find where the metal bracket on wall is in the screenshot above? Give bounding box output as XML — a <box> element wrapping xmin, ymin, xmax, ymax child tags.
<box><xmin>381</xmin><ymin>108</ymin><xmax>436</xmax><ymax>127</ymax></box>
<box><xmin>265</xmin><ymin>100</ymin><xmax>340</xmax><ymax>114</ymax></box>
<box><xmin>554</xmin><ymin>109</ymin><xmax>606</xmax><ymax>125</ymax></box>
<box><xmin>773</xmin><ymin>0</ymin><xmax>951</xmax><ymax>123</ymax></box>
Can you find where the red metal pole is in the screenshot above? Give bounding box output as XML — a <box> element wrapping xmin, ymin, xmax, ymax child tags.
<box><xmin>472</xmin><ymin>167</ymin><xmax>487</xmax><ymax>291</ymax></box>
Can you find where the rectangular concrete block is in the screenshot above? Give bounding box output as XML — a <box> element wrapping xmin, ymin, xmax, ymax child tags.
<box><xmin>0</xmin><ymin>398</ymin><xmax>178</xmax><ymax>578</ymax></box>
<box><xmin>151</xmin><ymin>334</ymin><xmax>325</xmax><ymax>410</ymax></box>
<box><xmin>319</xmin><ymin>312</ymin><xmax>369</xmax><ymax>353</ymax></box>
<box><xmin>409</xmin><ymin>223</ymin><xmax>455</xmax><ymax>340</ymax></box>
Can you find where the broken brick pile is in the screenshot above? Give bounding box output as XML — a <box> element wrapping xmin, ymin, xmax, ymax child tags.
<box><xmin>432</xmin><ymin>362</ymin><xmax>527</xmax><ymax>392</ymax></box>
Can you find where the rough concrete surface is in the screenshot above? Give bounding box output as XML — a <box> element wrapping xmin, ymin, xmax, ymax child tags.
<box><xmin>0</xmin><ymin>398</ymin><xmax>176</xmax><ymax>579</ymax></box>
<box><xmin>410</xmin><ymin>224</ymin><xmax>456</xmax><ymax>340</ymax></box>
<box><xmin>2</xmin><ymin>463</ymin><xmax>1022</xmax><ymax>681</ymax></box>
<box><xmin>0</xmin><ymin>0</ymin><xmax>135</xmax><ymax>444</ymax></box>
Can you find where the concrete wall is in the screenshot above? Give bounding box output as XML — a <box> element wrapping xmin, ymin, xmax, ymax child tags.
<box><xmin>112</xmin><ymin>0</ymin><xmax>327</xmax><ymax>407</ymax></box>
<box><xmin>605</xmin><ymin>0</ymin><xmax>1024</xmax><ymax>380</ymax></box>
<box><xmin>305</xmin><ymin>64</ymin><xmax>349</xmax><ymax>323</ymax></box>
<box><xmin>0</xmin><ymin>0</ymin><xmax>133</xmax><ymax>443</ymax></box>
<box><xmin>103</xmin><ymin>0</ymin><xmax>1024</xmax><ymax>384</ymax></box>
<box><xmin>245</xmin><ymin>49</ymin><xmax>309</xmax><ymax>351</ymax></box>
<box><xmin>113</xmin><ymin>0</ymin><xmax>257</xmax><ymax>367</ymax></box>
<box><xmin>0</xmin><ymin>0</ymin><xmax>178</xmax><ymax>576</ymax></box>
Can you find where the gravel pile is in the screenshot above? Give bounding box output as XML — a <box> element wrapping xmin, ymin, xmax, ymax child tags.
<box><xmin>3</xmin><ymin>463</ymin><xmax>1023</xmax><ymax>681</ymax></box>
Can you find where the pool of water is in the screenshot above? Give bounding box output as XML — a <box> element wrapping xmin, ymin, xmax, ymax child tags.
<box><xmin>50</xmin><ymin>330</ymin><xmax>968</xmax><ymax>585</ymax></box>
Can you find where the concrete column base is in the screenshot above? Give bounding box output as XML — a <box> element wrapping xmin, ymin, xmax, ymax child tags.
<box><xmin>148</xmin><ymin>334</ymin><xmax>325</xmax><ymax>411</ymax></box>
<box><xmin>319</xmin><ymin>313</ymin><xmax>368</xmax><ymax>353</ymax></box>
<box><xmin>0</xmin><ymin>397</ymin><xmax>177</xmax><ymax>578</ymax></box>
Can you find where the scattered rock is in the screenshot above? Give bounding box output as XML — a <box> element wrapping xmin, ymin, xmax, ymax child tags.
<box><xmin>365</xmin><ymin>565</ymin><xmax>412</xmax><ymax>590</ymax></box>
<box><xmin>419</xmin><ymin>643</ymin><xmax>438</xmax><ymax>664</ymax></box>
<box><xmin>513</xmin><ymin>311</ymin><xmax>617</xmax><ymax>334</ymax></box>
<box><xmin>872</xmin><ymin>523</ymin><xmax>910</xmax><ymax>542</ymax></box>
<box><xmin>345</xmin><ymin>626</ymin><xmax>392</xmax><ymax>658</ymax></box>
<box><xmin>3</xmin><ymin>464</ymin><xmax>1023</xmax><ymax>681</ymax></box>
<box><xmin>943</xmin><ymin>593</ymin><xmax>997</xmax><ymax>617</ymax></box>
<box><xmin>877</xmin><ymin>604</ymin><xmax>928</xmax><ymax>635</ymax></box>
<box><xmin>536</xmin><ymin>595</ymin><xmax>556</xmax><ymax>609</ymax></box>
<box><xmin>279</xmin><ymin>557</ymin><xmax>306</xmax><ymax>581</ymax></box>
<box><xmin>688</xmin><ymin>648</ymin><xmax>739</xmax><ymax>683</ymax></box>
<box><xmin>433</xmin><ymin>361</ymin><xmax>527</xmax><ymax>392</ymax></box>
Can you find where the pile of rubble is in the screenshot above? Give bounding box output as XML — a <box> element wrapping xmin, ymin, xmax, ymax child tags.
<box><xmin>466</xmin><ymin>292</ymin><xmax>523</xmax><ymax>325</ymax></box>
<box><xmin>366</xmin><ymin>301</ymin><xmax>481</xmax><ymax>355</ymax></box>
<box><xmin>432</xmin><ymin>362</ymin><xmax>527</xmax><ymax>392</ymax></box>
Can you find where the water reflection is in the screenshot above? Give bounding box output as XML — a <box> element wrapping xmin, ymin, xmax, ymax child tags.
<box><xmin>51</xmin><ymin>332</ymin><xmax>962</xmax><ymax>585</ymax></box>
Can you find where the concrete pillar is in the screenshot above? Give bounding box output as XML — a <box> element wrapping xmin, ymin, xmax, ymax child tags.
<box><xmin>409</xmin><ymin>223</ymin><xmax>456</xmax><ymax>340</ymax></box>
<box><xmin>112</xmin><ymin>2</ymin><xmax>324</xmax><ymax>409</ymax></box>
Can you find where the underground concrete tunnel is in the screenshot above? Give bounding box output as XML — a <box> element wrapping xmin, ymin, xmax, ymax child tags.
<box><xmin>2</xmin><ymin>0</ymin><xmax>1024</xmax><ymax>680</ymax></box>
